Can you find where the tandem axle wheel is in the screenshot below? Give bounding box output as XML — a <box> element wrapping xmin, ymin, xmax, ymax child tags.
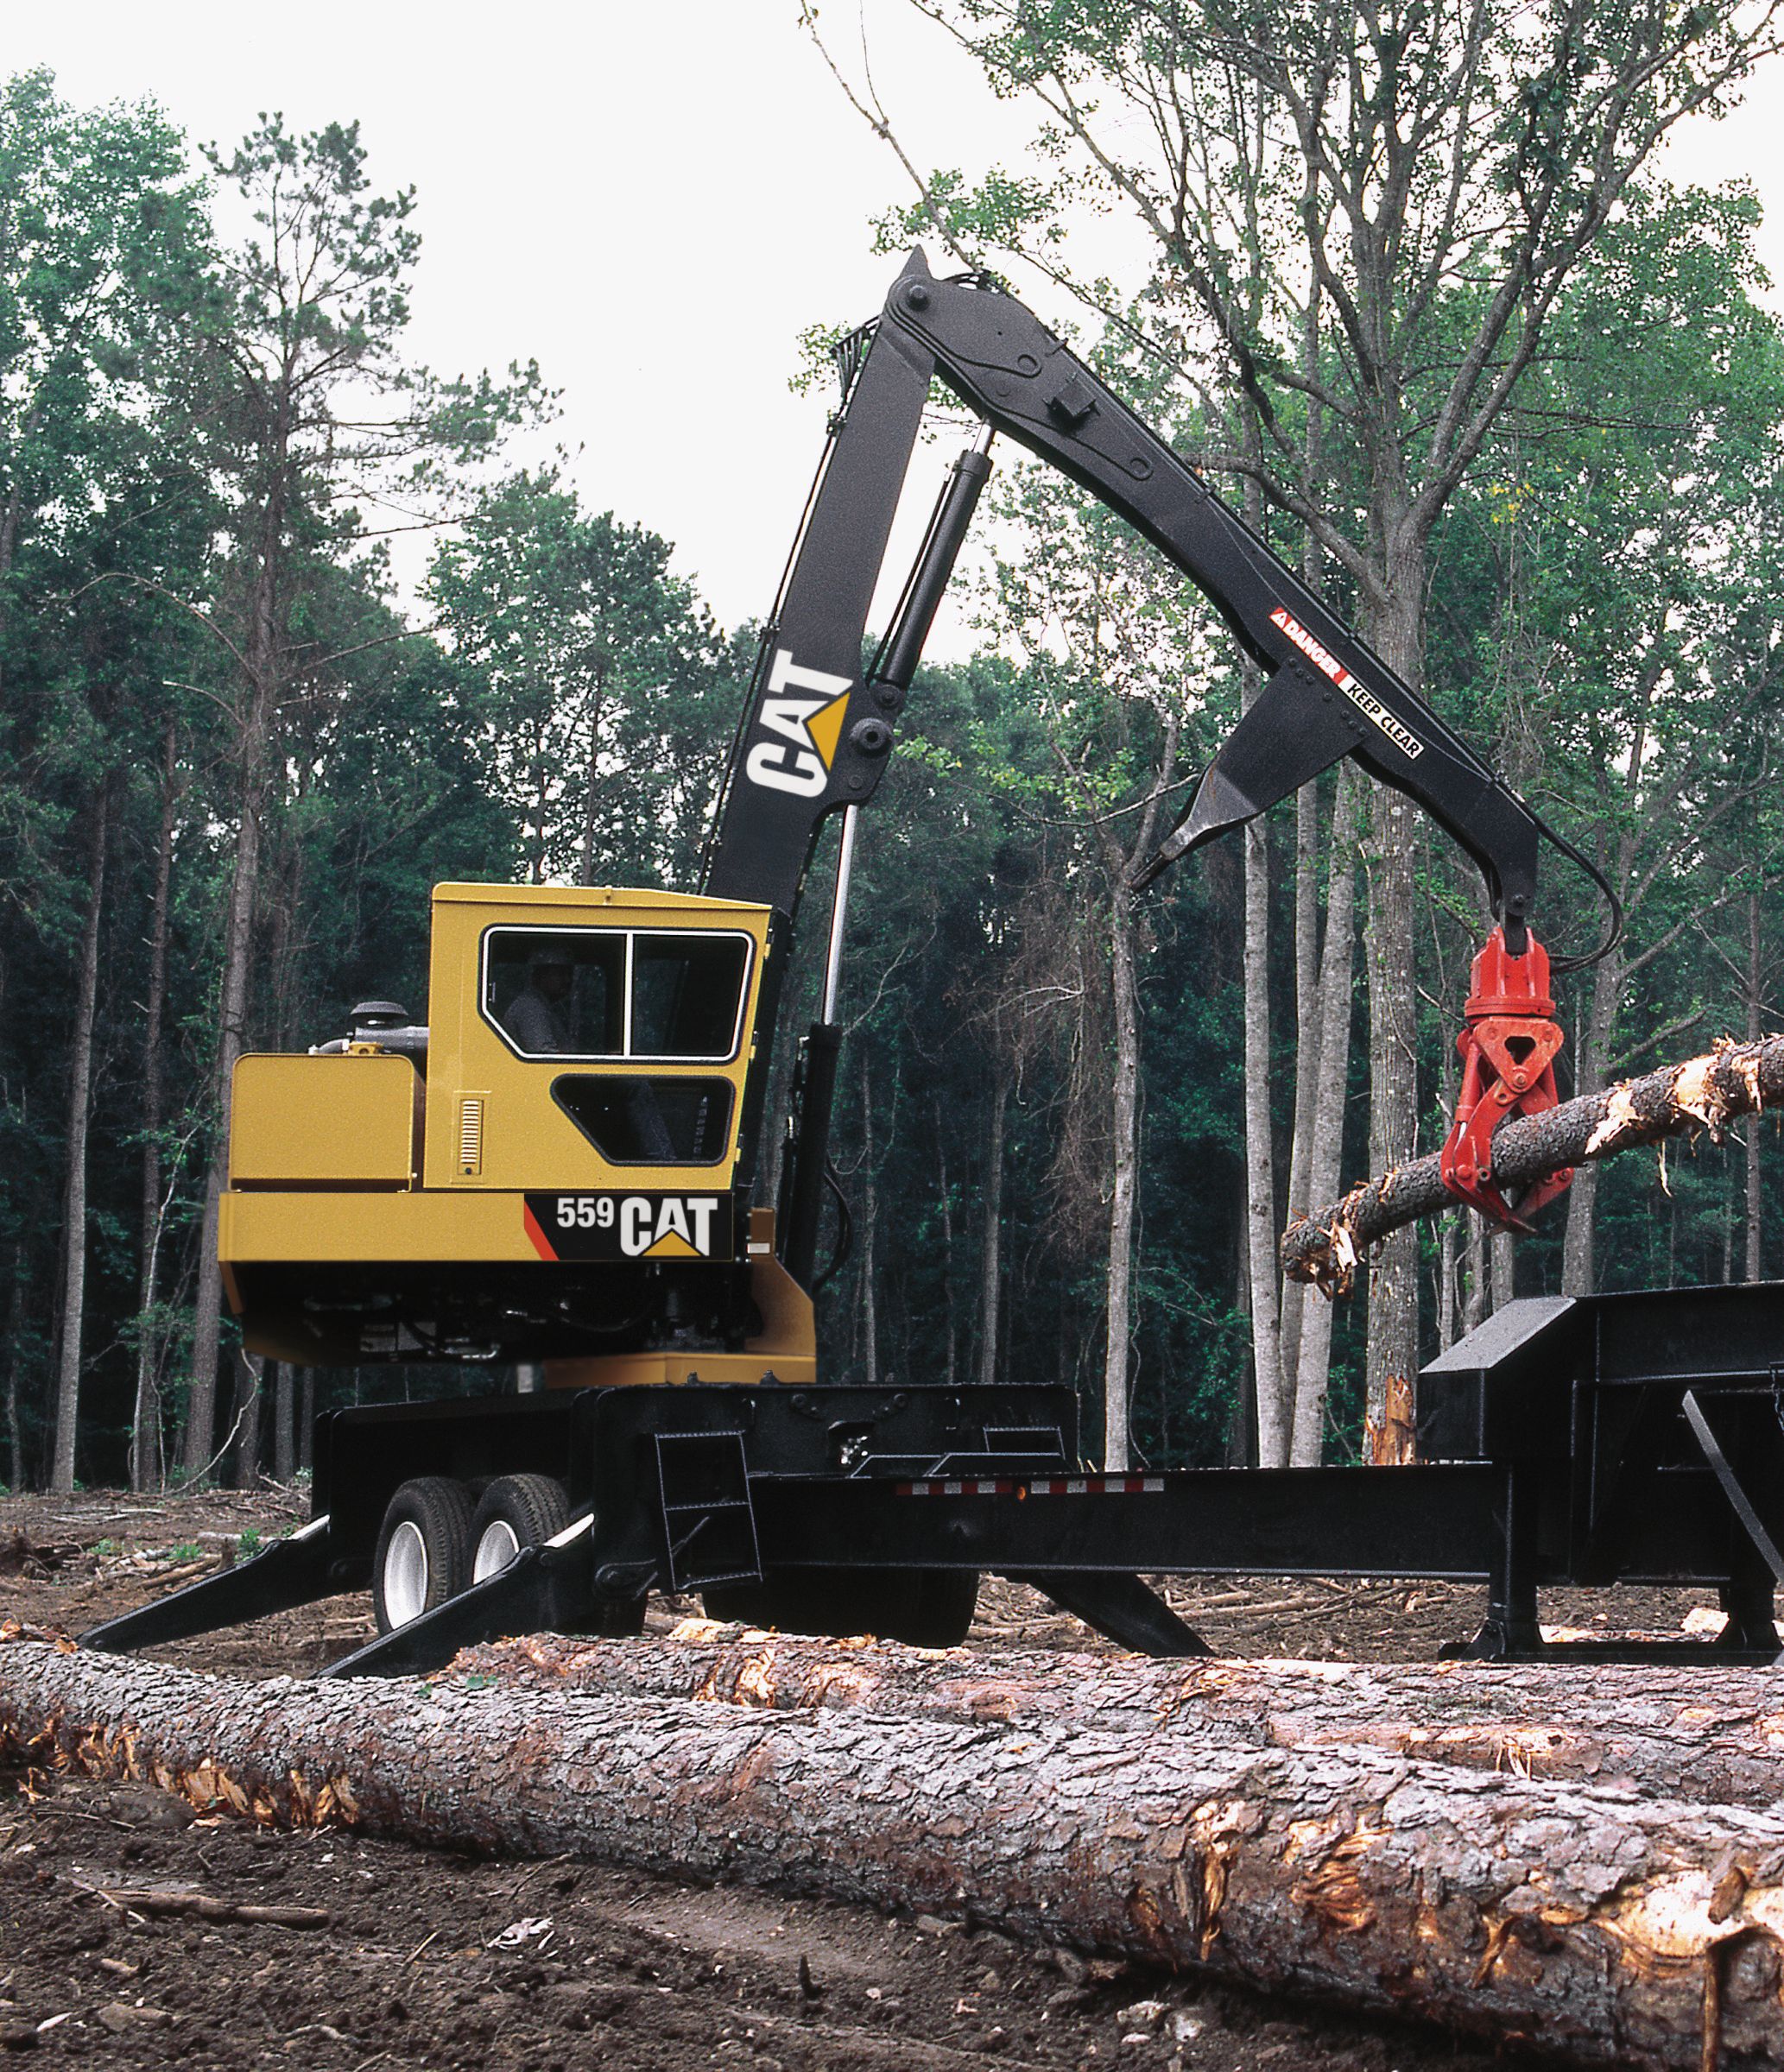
<box><xmin>373</xmin><ymin>1473</ymin><xmax>572</xmax><ymax>1634</ymax></box>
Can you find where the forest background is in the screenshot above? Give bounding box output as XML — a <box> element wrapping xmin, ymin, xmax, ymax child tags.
<box><xmin>9</xmin><ymin>0</ymin><xmax>1784</xmax><ymax>1495</ymax></box>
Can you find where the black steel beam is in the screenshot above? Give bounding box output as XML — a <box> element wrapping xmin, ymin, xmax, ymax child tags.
<box><xmin>79</xmin><ymin>1519</ymin><xmax>337</xmax><ymax>1654</ymax></box>
<box><xmin>320</xmin><ymin>1526</ymin><xmax>610</xmax><ymax>1680</ymax></box>
<box><xmin>748</xmin><ymin>1467</ymin><xmax>1504</xmax><ymax>1580</ymax></box>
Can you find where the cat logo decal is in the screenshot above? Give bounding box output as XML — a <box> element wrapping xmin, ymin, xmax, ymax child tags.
<box><xmin>743</xmin><ymin>649</ymin><xmax>851</xmax><ymax>797</ymax></box>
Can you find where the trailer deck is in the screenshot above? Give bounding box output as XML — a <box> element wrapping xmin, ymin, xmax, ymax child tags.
<box><xmin>82</xmin><ymin>1282</ymin><xmax>1784</xmax><ymax>1673</ymax></box>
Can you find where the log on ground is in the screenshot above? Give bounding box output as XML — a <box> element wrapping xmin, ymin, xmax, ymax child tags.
<box><xmin>453</xmin><ymin>1625</ymin><xmax>1784</xmax><ymax>1811</ymax></box>
<box><xmin>5</xmin><ymin>1635</ymin><xmax>1784</xmax><ymax>2066</ymax></box>
<box><xmin>1281</xmin><ymin>1034</ymin><xmax>1784</xmax><ymax>1293</ymax></box>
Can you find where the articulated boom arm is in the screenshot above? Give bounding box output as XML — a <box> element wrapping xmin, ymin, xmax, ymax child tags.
<box><xmin>892</xmin><ymin>255</ymin><xmax>1544</xmax><ymax>926</ymax></box>
<box><xmin>709</xmin><ymin>250</ymin><xmax>1585</xmax><ymax>1246</ymax></box>
<box><xmin>705</xmin><ymin>247</ymin><xmax>1542</xmax><ymax>938</ymax></box>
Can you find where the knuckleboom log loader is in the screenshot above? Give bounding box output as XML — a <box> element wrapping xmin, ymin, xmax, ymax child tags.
<box><xmin>85</xmin><ymin>254</ymin><xmax>1784</xmax><ymax>1674</ymax></box>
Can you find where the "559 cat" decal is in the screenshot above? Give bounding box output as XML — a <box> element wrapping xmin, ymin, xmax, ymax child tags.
<box><xmin>523</xmin><ymin>1192</ymin><xmax>732</xmax><ymax>1263</ymax></box>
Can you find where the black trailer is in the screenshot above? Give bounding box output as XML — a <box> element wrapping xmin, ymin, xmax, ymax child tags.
<box><xmin>82</xmin><ymin>1279</ymin><xmax>1784</xmax><ymax>1675</ymax></box>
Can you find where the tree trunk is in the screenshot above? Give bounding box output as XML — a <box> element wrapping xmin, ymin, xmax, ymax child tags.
<box><xmin>857</xmin><ymin>1051</ymin><xmax>878</xmax><ymax>1393</ymax></box>
<box><xmin>1361</xmin><ymin>565</ymin><xmax>1422</xmax><ymax>1444</ymax></box>
<box><xmin>459</xmin><ymin>1626</ymin><xmax>1784</xmax><ymax>1814</ymax></box>
<box><xmin>1243</xmin><ymin>807</ymin><xmax>1286</xmax><ymax>1462</ymax></box>
<box><xmin>233</xmin><ymin>1354</ymin><xmax>263</xmax><ymax>1488</ymax></box>
<box><xmin>1360</xmin><ymin>920</ymin><xmax>1418</xmax><ymax>1347</ymax></box>
<box><xmin>1490</xmin><ymin>1229</ymin><xmax>1517</xmax><ymax>1313</ymax></box>
<box><xmin>1463</xmin><ymin>1211</ymin><xmax>1487</xmax><ymax>1333</ymax></box>
<box><xmin>1437</xmin><ymin>1211</ymin><xmax>1460</xmax><ymax>1350</ymax></box>
<box><xmin>977</xmin><ymin>1075</ymin><xmax>1008</xmax><ymax>1391</ymax></box>
<box><xmin>50</xmin><ymin>786</ymin><xmax>109</xmax><ymax>1496</ymax></box>
<box><xmin>298</xmin><ymin>1368</ymin><xmax>315</xmax><ymax>1474</ymax></box>
<box><xmin>1283</xmin><ymin>1033</ymin><xmax>1784</xmax><ymax>1293</ymax></box>
<box><xmin>1746</xmin><ymin>890</ymin><xmax>1763</xmax><ymax>1283</ymax></box>
<box><xmin>1287</xmin><ymin>768</ymin><xmax>1357</xmax><ymax>1466</ymax></box>
<box><xmin>187</xmin><ymin>438</ymin><xmax>286</xmax><ymax>1483</ymax></box>
<box><xmin>1280</xmin><ymin>780</ymin><xmax>1319</xmax><ymax>1391</ymax></box>
<box><xmin>936</xmin><ymin>1112</ymin><xmax>958</xmax><ymax>1389</ymax></box>
<box><xmin>1104</xmin><ymin>880</ymin><xmax>1141</xmax><ymax>1469</ymax></box>
<box><xmin>272</xmin><ymin>1361</ymin><xmax>294</xmax><ymax>1482</ymax></box>
<box><xmin>8</xmin><ymin>1636</ymin><xmax>1784</xmax><ymax>2069</ymax></box>
<box><xmin>3</xmin><ymin>1247</ymin><xmax>24</xmax><ymax>1490</ymax></box>
<box><xmin>1085</xmin><ymin>717</ymin><xmax>1178</xmax><ymax>1472</ymax></box>
<box><xmin>1243</xmin><ymin>777</ymin><xmax>1287</xmax><ymax>1466</ymax></box>
<box><xmin>185</xmin><ymin>735</ymin><xmax>265</xmax><ymax>1481</ymax></box>
<box><xmin>130</xmin><ymin>727</ymin><xmax>177</xmax><ymax>1493</ymax></box>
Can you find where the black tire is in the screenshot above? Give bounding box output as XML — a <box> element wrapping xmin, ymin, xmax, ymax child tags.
<box><xmin>703</xmin><ymin>1567</ymin><xmax>978</xmax><ymax>1648</ymax></box>
<box><xmin>469</xmin><ymin>1473</ymin><xmax>571</xmax><ymax>1583</ymax></box>
<box><xmin>373</xmin><ymin>1477</ymin><xmax>475</xmax><ymax>1633</ymax></box>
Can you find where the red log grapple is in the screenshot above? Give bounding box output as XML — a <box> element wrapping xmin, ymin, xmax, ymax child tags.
<box><xmin>1439</xmin><ymin>927</ymin><xmax>1572</xmax><ymax>1231</ymax></box>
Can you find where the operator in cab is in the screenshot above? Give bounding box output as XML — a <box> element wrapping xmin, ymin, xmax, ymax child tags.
<box><xmin>503</xmin><ymin>951</ymin><xmax>574</xmax><ymax>1055</ymax></box>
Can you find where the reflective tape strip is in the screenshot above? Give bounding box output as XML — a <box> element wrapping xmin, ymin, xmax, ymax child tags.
<box><xmin>1028</xmin><ymin>1475</ymin><xmax>1164</xmax><ymax>1496</ymax></box>
<box><xmin>895</xmin><ymin>1478</ymin><xmax>1016</xmax><ymax>1497</ymax></box>
<box><xmin>893</xmin><ymin>1475</ymin><xmax>1162</xmax><ymax>1498</ymax></box>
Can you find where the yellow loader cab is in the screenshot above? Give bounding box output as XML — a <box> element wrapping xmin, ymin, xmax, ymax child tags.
<box><xmin>220</xmin><ymin>882</ymin><xmax>814</xmax><ymax>1386</ymax></box>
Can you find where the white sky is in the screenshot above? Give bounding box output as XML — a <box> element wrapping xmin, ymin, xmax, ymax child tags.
<box><xmin>16</xmin><ymin>2</ymin><xmax>1784</xmax><ymax>656</ymax></box>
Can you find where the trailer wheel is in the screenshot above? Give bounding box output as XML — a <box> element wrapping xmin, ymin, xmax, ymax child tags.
<box><xmin>703</xmin><ymin>1568</ymin><xmax>978</xmax><ymax>1648</ymax></box>
<box><xmin>470</xmin><ymin>1474</ymin><xmax>570</xmax><ymax>1582</ymax></box>
<box><xmin>373</xmin><ymin>1477</ymin><xmax>475</xmax><ymax>1633</ymax></box>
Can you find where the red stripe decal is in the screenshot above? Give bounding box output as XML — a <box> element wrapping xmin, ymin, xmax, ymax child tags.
<box><xmin>523</xmin><ymin>1202</ymin><xmax>559</xmax><ymax>1262</ymax></box>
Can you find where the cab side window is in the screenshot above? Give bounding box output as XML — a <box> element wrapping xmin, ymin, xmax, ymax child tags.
<box><xmin>631</xmin><ymin>934</ymin><xmax>750</xmax><ymax>1058</ymax></box>
<box><xmin>486</xmin><ymin>932</ymin><xmax>623</xmax><ymax>1058</ymax></box>
<box><xmin>483</xmin><ymin>928</ymin><xmax>749</xmax><ymax>1063</ymax></box>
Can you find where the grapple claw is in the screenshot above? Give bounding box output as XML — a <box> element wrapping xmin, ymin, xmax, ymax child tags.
<box><xmin>1439</xmin><ymin>927</ymin><xmax>1571</xmax><ymax>1231</ymax></box>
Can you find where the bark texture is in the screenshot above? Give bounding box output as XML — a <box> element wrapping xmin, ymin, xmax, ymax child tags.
<box><xmin>453</xmin><ymin>1626</ymin><xmax>1784</xmax><ymax>1814</ymax></box>
<box><xmin>6</xmin><ymin>1632</ymin><xmax>1784</xmax><ymax>2067</ymax></box>
<box><xmin>1282</xmin><ymin>1034</ymin><xmax>1784</xmax><ymax>1295</ymax></box>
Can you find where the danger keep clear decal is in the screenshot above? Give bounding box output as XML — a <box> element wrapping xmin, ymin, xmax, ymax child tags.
<box><xmin>523</xmin><ymin>1192</ymin><xmax>735</xmax><ymax>1263</ymax></box>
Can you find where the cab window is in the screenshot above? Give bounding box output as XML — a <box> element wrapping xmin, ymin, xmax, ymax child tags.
<box><xmin>554</xmin><ymin>1076</ymin><xmax>735</xmax><ymax>1165</ymax></box>
<box><xmin>485</xmin><ymin>932</ymin><xmax>624</xmax><ymax>1058</ymax></box>
<box><xmin>631</xmin><ymin>935</ymin><xmax>750</xmax><ymax>1058</ymax></box>
<box><xmin>482</xmin><ymin>927</ymin><xmax>751</xmax><ymax>1063</ymax></box>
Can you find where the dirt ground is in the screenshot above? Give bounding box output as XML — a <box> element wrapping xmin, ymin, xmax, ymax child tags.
<box><xmin>0</xmin><ymin>1488</ymin><xmax>1737</xmax><ymax>2069</ymax></box>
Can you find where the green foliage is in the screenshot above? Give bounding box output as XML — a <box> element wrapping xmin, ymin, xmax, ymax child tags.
<box><xmin>427</xmin><ymin>471</ymin><xmax>737</xmax><ymax>889</ymax></box>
